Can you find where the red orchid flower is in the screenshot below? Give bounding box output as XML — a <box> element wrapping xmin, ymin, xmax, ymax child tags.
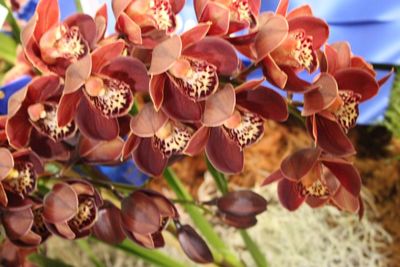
<box><xmin>78</xmin><ymin>135</ymin><xmax>125</xmax><ymax>165</ymax></box>
<box><xmin>184</xmin><ymin>80</ymin><xmax>288</xmax><ymax>173</ymax></box>
<box><xmin>43</xmin><ymin>180</ymin><xmax>103</xmax><ymax>240</ymax></box>
<box><xmin>148</xmin><ymin>25</ymin><xmax>239</xmax><ymax>122</ymax></box>
<box><xmin>1</xmin><ymin>197</ymin><xmax>51</xmax><ymax>248</ymax></box>
<box><xmin>6</xmin><ymin>75</ymin><xmax>75</xmax><ymax>160</ymax></box>
<box><xmin>262</xmin><ymin>147</ymin><xmax>362</xmax><ymax>214</ymax></box>
<box><xmin>57</xmin><ymin>41</ymin><xmax>149</xmax><ymax>141</ymax></box>
<box><xmin>194</xmin><ymin>0</ymin><xmax>261</xmax><ymax>35</ymax></box>
<box><xmin>0</xmin><ymin>148</ymin><xmax>43</xmax><ymax>207</ymax></box>
<box><xmin>301</xmin><ymin>44</ymin><xmax>393</xmax><ymax>156</ymax></box>
<box><xmin>112</xmin><ymin>0</ymin><xmax>185</xmax><ymax>45</ymax></box>
<box><xmin>21</xmin><ymin>0</ymin><xmax>98</xmax><ymax>76</ymax></box>
<box><xmin>262</xmin><ymin>0</ymin><xmax>329</xmax><ymax>90</ymax></box>
<box><xmin>126</xmin><ymin>103</ymin><xmax>193</xmax><ymax>176</ymax></box>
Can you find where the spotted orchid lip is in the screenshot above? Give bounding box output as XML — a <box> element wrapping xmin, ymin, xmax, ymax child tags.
<box><xmin>69</xmin><ymin>197</ymin><xmax>97</xmax><ymax>232</ymax></box>
<box><xmin>2</xmin><ymin>160</ymin><xmax>36</xmax><ymax>198</ymax></box>
<box><xmin>168</xmin><ymin>57</ymin><xmax>218</xmax><ymax>102</ymax></box>
<box><xmin>153</xmin><ymin>121</ymin><xmax>193</xmax><ymax>157</ymax></box>
<box><xmin>125</xmin><ymin>0</ymin><xmax>177</xmax><ymax>34</ymax></box>
<box><xmin>39</xmin><ymin>24</ymin><xmax>88</xmax><ymax>65</ymax></box>
<box><xmin>223</xmin><ymin>111</ymin><xmax>264</xmax><ymax>149</ymax></box>
<box><xmin>29</xmin><ymin>102</ymin><xmax>77</xmax><ymax>142</ymax></box>
<box><xmin>230</xmin><ymin>0</ymin><xmax>257</xmax><ymax>27</ymax></box>
<box><xmin>335</xmin><ymin>90</ymin><xmax>361</xmax><ymax>132</ymax></box>
<box><xmin>83</xmin><ymin>76</ymin><xmax>134</xmax><ymax>119</ymax></box>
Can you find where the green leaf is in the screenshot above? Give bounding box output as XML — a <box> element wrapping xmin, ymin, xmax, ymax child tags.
<box><xmin>115</xmin><ymin>239</ymin><xmax>187</xmax><ymax>267</ymax></box>
<box><xmin>0</xmin><ymin>32</ymin><xmax>17</xmax><ymax>64</ymax></box>
<box><xmin>163</xmin><ymin>168</ymin><xmax>244</xmax><ymax>267</ymax></box>
<box><xmin>206</xmin><ymin>157</ymin><xmax>228</xmax><ymax>194</ymax></box>
<box><xmin>74</xmin><ymin>0</ymin><xmax>83</xmax><ymax>13</ymax></box>
<box><xmin>240</xmin><ymin>230</ymin><xmax>268</xmax><ymax>267</ymax></box>
<box><xmin>0</xmin><ymin>0</ymin><xmax>21</xmax><ymax>43</ymax></box>
<box><xmin>28</xmin><ymin>254</ymin><xmax>73</xmax><ymax>267</ymax></box>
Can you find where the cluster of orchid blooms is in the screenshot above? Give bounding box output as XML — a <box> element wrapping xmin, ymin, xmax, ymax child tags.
<box><xmin>0</xmin><ymin>0</ymin><xmax>392</xmax><ymax>265</ymax></box>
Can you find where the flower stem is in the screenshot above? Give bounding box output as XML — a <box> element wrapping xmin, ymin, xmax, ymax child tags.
<box><xmin>163</xmin><ymin>168</ymin><xmax>245</xmax><ymax>267</ymax></box>
<box><xmin>0</xmin><ymin>0</ymin><xmax>21</xmax><ymax>43</ymax></box>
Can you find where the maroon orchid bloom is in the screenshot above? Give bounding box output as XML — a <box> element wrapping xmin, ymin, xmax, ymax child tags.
<box><xmin>261</xmin><ymin>0</ymin><xmax>329</xmax><ymax>90</ymax></box>
<box><xmin>127</xmin><ymin>103</ymin><xmax>193</xmax><ymax>176</ymax></box>
<box><xmin>57</xmin><ymin>41</ymin><xmax>149</xmax><ymax>141</ymax></box>
<box><xmin>21</xmin><ymin>0</ymin><xmax>98</xmax><ymax>76</ymax></box>
<box><xmin>263</xmin><ymin>147</ymin><xmax>362</xmax><ymax>213</ymax></box>
<box><xmin>6</xmin><ymin>75</ymin><xmax>75</xmax><ymax>160</ymax></box>
<box><xmin>302</xmin><ymin>44</ymin><xmax>393</xmax><ymax>156</ymax></box>
<box><xmin>112</xmin><ymin>0</ymin><xmax>185</xmax><ymax>45</ymax></box>
<box><xmin>194</xmin><ymin>0</ymin><xmax>261</xmax><ymax>35</ymax></box>
<box><xmin>0</xmin><ymin>148</ymin><xmax>43</xmax><ymax>207</ymax></box>
<box><xmin>1</xmin><ymin>197</ymin><xmax>51</xmax><ymax>248</ymax></box>
<box><xmin>148</xmin><ymin>28</ymin><xmax>239</xmax><ymax>122</ymax></box>
<box><xmin>42</xmin><ymin>180</ymin><xmax>103</xmax><ymax>240</ymax></box>
<box><xmin>121</xmin><ymin>189</ymin><xmax>178</xmax><ymax>248</ymax></box>
<box><xmin>0</xmin><ymin>239</ymin><xmax>37</xmax><ymax>267</ymax></box>
<box><xmin>184</xmin><ymin>81</ymin><xmax>288</xmax><ymax>173</ymax></box>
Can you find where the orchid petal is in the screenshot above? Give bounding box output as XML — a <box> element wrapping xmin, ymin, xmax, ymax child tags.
<box><xmin>206</xmin><ymin>127</ymin><xmax>243</xmax><ymax>174</ymax></box>
<box><xmin>183</xmin><ymin>37</ymin><xmax>238</xmax><ymax>75</ymax></box>
<box><xmin>199</xmin><ymin>2</ymin><xmax>229</xmax><ymax>36</ymax></box>
<box><xmin>322</xmin><ymin>160</ymin><xmax>361</xmax><ymax>197</ymax></box>
<box><xmin>76</xmin><ymin>98</ymin><xmax>119</xmax><ymax>141</ymax></box>
<box><xmin>236</xmin><ymin>86</ymin><xmax>288</xmax><ymax>121</ymax></box>
<box><xmin>43</xmin><ymin>183</ymin><xmax>78</xmax><ymax>224</ymax></box>
<box><xmin>255</xmin><ymin>15</ymin><xmax>288</xmax><ymax>62</ymax></box>
<box><xmin>150</xmin><ymin>75</ymin><xmax>166</xmax><ymax>110</ymax></box>
<box><xmin>183</xmin><ymin>127</ymin><xmax>210</xmax><ymax>156</ymax></box>
<box><xmin>331</xmin><ymin>42</ymin><xmax>351</xmax><ymax>70</ymax></box>
<box><xmin>280</xmin><ymin>148</ymin><xmax>320</xmax><ymax>181</ymax></box>
<box><xmin>287</xmin><ymin>5</ymin><xmax>313</xmax><ymax>19</ymax></box>
<box><xmin>181</xmin><ymin>22</ymin><xmax>211</xmax><ymax>49</ymax></box>
<box><xmin>276</xmin><ymin>0</ymin><xmax>289</xmax><ymax>16</ymax></box>
<box><xmin>91</xmin><ymin>40</ymin><xmax>125</xmax><ymax>74</ymax></box>
<box><xmin>334</xmin><ymin>68</ymin><xmax>379</xmax><ymax>101</ymax></box>
<box><xmin>262</xmin><ymin>170</ymin><xmax>285</xmax><ymax>186</ymax></box>
<box><xmin>202</xmin><ymin>84</ymin><xmax>236</xmax><ymax>127</ymax></box>
<box><xmin>261</xmin><ymin>54</ymin><xmax>288</xmax><ymax>89</ymax></box>
<box><xmin>116</xmin><ymin>13</ymin><xmax>142</xmax><ymax>44</ymax></box>
<box><xmin>64</xmin><ymin>54</ymin><xmax>92</xmax><ymax>94</ymax></box>
<box><xmin>288</xmin><ymin>16</ymin><xmax>329</xmax><ymax>49</ymax></box>
<box><xmin>277</xmin><ymin>179</ymin><xmax>305</xmax><ymax>211</ymax></box>
<box><xmin>130</xmin><ymin>104</ymin><xmax>168</xmax><ymax>137</ymax></box>
<box><xmin>149</xmin><ymin>35</ymin><xmax>182</xmax><ymax>75</ymax></box>
<box><xmin>133</xmin><ymin>138</ymin><xmax>168</xmax><ymax>177</ymax></box>
<box><xmin>0</xmin><ymin>148</ymin><xmax>14</xmax><ymax>180</ymax></box>
<box><xmin>303</xmin><ymin>73</ymin><xmax>338</xmax><ymax>116</ymax></box>
<box><xmin>34</xmin><ymin>0</ymin><xmax>60</xmax><ymax>40</ymax></box>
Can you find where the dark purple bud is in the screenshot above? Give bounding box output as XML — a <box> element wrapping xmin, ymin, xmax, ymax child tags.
<box><xmin>177</xmin><ymin>224</ymin><xmax>213</xmax><ymax>264</ymax></box>
<box><xmin>216</xmin><ymin>190</ymin><xmax>267</xmax><ymax>217</ymax></box>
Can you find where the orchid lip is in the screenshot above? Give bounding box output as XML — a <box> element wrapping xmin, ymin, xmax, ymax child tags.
<box><xmin>84</xmin><ymin>77</ymin><xmax>134</xmax><ymax>118</ymax></box>
<box><xmin>223</xmin><ymin>111</ymin><xmax>264</xmax><ymax>149</ymax></box>
<box><xmin>168</xmin><ymin>57</ymin><xmax>218</xmax><ymax>102</ymax></box>
<box><xmin>39</xmin><ymin>24</ymin><xmax>88</xmax><ymax>65</ymax></box>
<box><xmin>29</xmin><ymin>102</ymin><xmax>77</xmax><ymax>142</ymax></box>
<box><xmin>153</xmin><ymin>122</ymin><xmax>193</xmax><ymax>157</ymax></box>
<box><xmin>3</xmin><ymin>161</ymin><xmax>36</xmax><ymax>197</ymax></box>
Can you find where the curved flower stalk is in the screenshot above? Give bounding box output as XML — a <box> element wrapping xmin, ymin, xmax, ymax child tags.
<box><xmin>263</xmin><ymin>148</ymin><xmax>362</xmax><ymax>214</ymax></box>
<box><xmin>57</xmin><ymin>40</ymin><xmax>149</xmax><ymax>141</ymax></box>
<box><xmin>21</xmin><ymin>0</ymin><xmax>98</xmax><ymax>76</ymax></box>
<box><xmin>112</xmin><ymin>0</ymin><xmax>185</xmax><ymax>45</ymax></box>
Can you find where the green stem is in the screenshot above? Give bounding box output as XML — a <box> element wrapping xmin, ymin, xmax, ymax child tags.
<box><xmin>206</xmin><ymin>161</ymin><xmax>268</xmax><ymax>267</ymax></box>
<box><xmin>163</xmin><ymin>168</ymin><xmax>244</xmax><ymax>267</ymax></box>
<box><xmin>76</xmin><ymin>239</ymin><xmax>106</xmax><ymax>267</ymax></box>
<box><xmin>74</xmin><ymin>0</ymin><xmax>83</xmax><ymax>13</ymax></box>
<box><xmin>0</xmin><ymin>0</ymin><xmax>21</xmax><ymax>43</ymax></box>
<box><xmin>114</xmin><ymin>239</ymin><xmax>188</xmax><ymax>267</ymax></box>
